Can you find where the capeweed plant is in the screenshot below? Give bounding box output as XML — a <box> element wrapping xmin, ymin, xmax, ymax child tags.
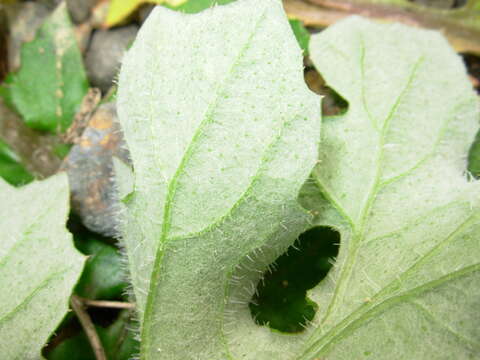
<box><xmin>117</xmin><ymin>0</ymin><xmax>480</xmax><ymax>358</ymax></box>
<box><xmin>116</xmin><ymin>0</ymin><xmax>480</xmax><ymax>359</ymax></box>
<box><xmin>1</xmin><ymin>0</ymin><xmax>479</xmax><ymax>359</ymax></box>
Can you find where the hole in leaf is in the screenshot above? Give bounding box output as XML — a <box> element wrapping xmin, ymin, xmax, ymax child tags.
<box><xmin>461</xmin><ymin>53</ymin><xmax>480</xmax><ymax>93</ymax></box>
<box><xmin>249</xmin><ymin>226</ymin><xmax>340</xmax><ymax>333</ymax></box>
<box><xmin>452</xmin><ymin>0</ymin><xmax>467</xmax><ymax>8</ymax></box>
<box><xmin>304</xmin><ymin>62</ymin><xmax>349</xmax><ymax>116</ymax></box>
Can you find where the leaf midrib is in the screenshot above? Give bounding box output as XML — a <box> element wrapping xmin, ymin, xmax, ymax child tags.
<box><xmin>316</xmin><ymin>42</ymin><xmax>425</xmax><ymax>328</ymax></box>
<box><xmin>139</xmin><ymin>8</ymin><xmax>269</xmax><ymax>357</ymax></box>
<box><xmin>304</xmin><ymin>173</ymin><xmax>478</xmax><ymax>357</ymax></box>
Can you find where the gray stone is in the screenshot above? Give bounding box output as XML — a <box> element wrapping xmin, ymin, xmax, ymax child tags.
<box><xmin>61</xmin><ymin>102</ymin><xmax>131</xmax><ymax>236</ymax></box>
<box><xmin>66</xmin><ymin>0</ymin><xmax>95</xmax><ymax>24</ymax></box>
<box><xmin>85</xmin><ymin>25</ymin><xmax>138</xmax><ymax>93</ymax></box>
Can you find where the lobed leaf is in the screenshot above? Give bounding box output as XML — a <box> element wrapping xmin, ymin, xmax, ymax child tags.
<box><xmin>119</xmin><ymin>2</ymin><xmax>480</xmax><ymax>358</ymax></box>
<box><xmin>0</xmin><ymin>174</ymin><xmax>85</xmax><ymax>359</ymax></box>
<box><xmin>297</xmin><ymin>16</ymin><xmax>480</xmax><ymax>359</ymax></box>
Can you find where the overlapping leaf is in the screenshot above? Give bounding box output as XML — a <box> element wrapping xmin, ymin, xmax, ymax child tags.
<box><xmin>117</xmin><ymin>0</ymin><xmax>480</xmax><ymax>357</ymax></box>
<box><xmin>295</xmin><ymin>16</ymin><xmax>480</xmax><ymax>359</ymax></box>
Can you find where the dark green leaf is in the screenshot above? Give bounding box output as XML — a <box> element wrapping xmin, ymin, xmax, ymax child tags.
<box><xmin>0</xmin><ymin>3</ymin><xmax>88</xmax><ymax>132</ymax></box>
<box><xmin>75</xmin><ymin>235</ymin><xmax>127</xmax><ymax>300</ymax></box>
<box><xmin>47</xmin><ymin>311</ymin><xmax>138</xmax><ymax>360</ymax></box>
<box><xmin>468</xmin><ymin>130</ymin><xmax>480</xmax><ymax>178</ymax></box>
<box><xmin>0</xmin><ymin>139</ymin><xmax>33</xmax><ymax>186</ymax></box>
<box><xmin>289</xmin><ymin>19</ymin><xmax>310</xmax><ymax>54</ymax></box>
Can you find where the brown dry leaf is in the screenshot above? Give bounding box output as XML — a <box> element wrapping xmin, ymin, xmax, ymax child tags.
<box><xmin>284</xmin><ymin>0</ymin><xmax>480</xmax><ymax>55</ymax></box>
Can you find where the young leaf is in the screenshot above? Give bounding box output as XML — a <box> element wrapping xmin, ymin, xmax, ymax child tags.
<box><xmin>116</xmin><ymin>0</ymin><xmax>320</xmax><ymax>359</ymax></box>
<box><xmin>0</xmin><ymin>3</ymin><xmax>88</xmax><ymax>132</ymax></box>
<box><xmin>296</xmin><ymin>16</ymin><xmax>480</xmax><ymax>359</ymax></box>
<box><xmin>0</xmin><ymin>174</ymin><xmax>85</xmax><ymax>358</ymax></box>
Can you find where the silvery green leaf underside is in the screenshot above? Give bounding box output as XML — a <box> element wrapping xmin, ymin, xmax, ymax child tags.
<box><xmin>117</xmin><ymin>0</ymin><xmax>320</xmax><ymax>359</ymax></box>
<box><xmin>118</xmin><ymin>1</ymin><xmax>480</xmax><ymax>358</ymax></box>
<box><xmin>0</xmin><ymin>174</ymin><xmax>85</xmax><ymax>359</ymax></box>
<box><xmin>296</xmin><ymin>17</ymin><xmax>480</xmax><ymax>360</ymax></box>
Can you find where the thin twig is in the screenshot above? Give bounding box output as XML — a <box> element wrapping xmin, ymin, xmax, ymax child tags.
<box><xmin>79</xmin><ymin>297</ymin><xmax>136</xmax><ymax>310</ymax></box>
<box><xmin>70</xmin><ymin>295</ymin><xmax>107</xmax><ymax>360</ymax></box>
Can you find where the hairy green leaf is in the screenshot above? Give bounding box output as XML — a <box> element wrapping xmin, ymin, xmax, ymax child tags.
<box><xmin>0</xmin><ymin>3</ymin><xmax>88</xmax><ymax>132</ymax></box>
<box><xmin>296</xmin><ymin>16</ymin><xmax>480</xmax><ymax>359</ymax></box>
<box><xmin>117</xmin><ymin>0</ymin><xmax>320</xmax><ymax>358</ymax></box>
<box><xmin>0</xmin><ymin>174</ymin><xmax>85</xmax><ymax>359</ymax></box>
<box><xmin>119</xmin><ymin>2</ymin><xmax>479</xmax><ymax>358</ymax></box>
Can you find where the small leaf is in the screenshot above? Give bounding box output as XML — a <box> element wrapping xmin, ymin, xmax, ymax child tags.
<box><xmin>0</xmin><ymin>174</ymin><xmax>85</xmax><ymax>358</ymax></box>
<box><xmin>0</xmin><ymin>3</ymin><xmax>88</xmax><ymax>132</ymax></box>
<box><xmin>0</xmin><ymin>138</ymin><xmax>33</xmax><ymax>186</ymax></box>
<box><xmin>117</xmin><ymin>0</ymin><xmax>320</xmax><ymax>358</ymax></box>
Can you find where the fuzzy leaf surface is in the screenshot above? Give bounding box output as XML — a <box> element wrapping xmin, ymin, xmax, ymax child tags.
<box><xmin>0</xmin><ymin>174</ymin><xmax>85</xmax><ymax>359</ymax></box>
<box><xmin>117</xmin><ymin>0</ymin><xmax>320</xmax><ymax>359</ymax></box>
<box><xmin>296</xmin><ymin>17</ymin><xmax>480</xmax><ymax>359</ymax></box>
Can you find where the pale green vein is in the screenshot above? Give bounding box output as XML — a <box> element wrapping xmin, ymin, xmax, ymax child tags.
<box><xmin>361</xmin><ymin>200</ymin><xmax>466</xmax><ymax>246</ymax></box>
<box><xmin>0</xmin><ymin>199</ymin><xmax>61</xmax><ymax>270</ymax></box>
<box><xmin>314</xmin><ymin>55</ymin><xmax>424</xmax><ymax>335</ymax></box>
<box><xmin>410</xmin><ymin>301</ymin><xmax>480</xmax><ymax>352</ymax></box>
<box><xmin>300</xmin><ymin>211</ymin><xmax>479</xmax><ymax>358</ymax></box>
<box><xmin>299</xmin><ymin>263</ymin><xmax>480</xmax><ymax>359</ymax></box>
<box><xmin>0</xmin><ymin>268</ymin><xmax>70</xmax><ymax>325</ymax></box>
<box><xmin>170</xmin><ymin>115</ymin><xmax>296</xmax><ymax>243</ymax></box>
<box><xmin>218</xmin><ymin>113</ymin><xmax>310</xmax><ymax>359</ymax></box>
<box><xmin>312</xmin><ymin>175</ymin><xmax>355</xmax><ymax>231</ymax></box>
<box><xmin>139</xmin><ymin>9</ymin><xmax>269</xmax><ymax>356</ymax></box>
<box><xmin>379</xmin><ymin>98</ymin><xmax>472</xmax><ymax>188</ymax></box>
<box><xmin>359</xmin><ymin>35</ymin><xmax>377</xmax><ymax>131</ymax></box>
